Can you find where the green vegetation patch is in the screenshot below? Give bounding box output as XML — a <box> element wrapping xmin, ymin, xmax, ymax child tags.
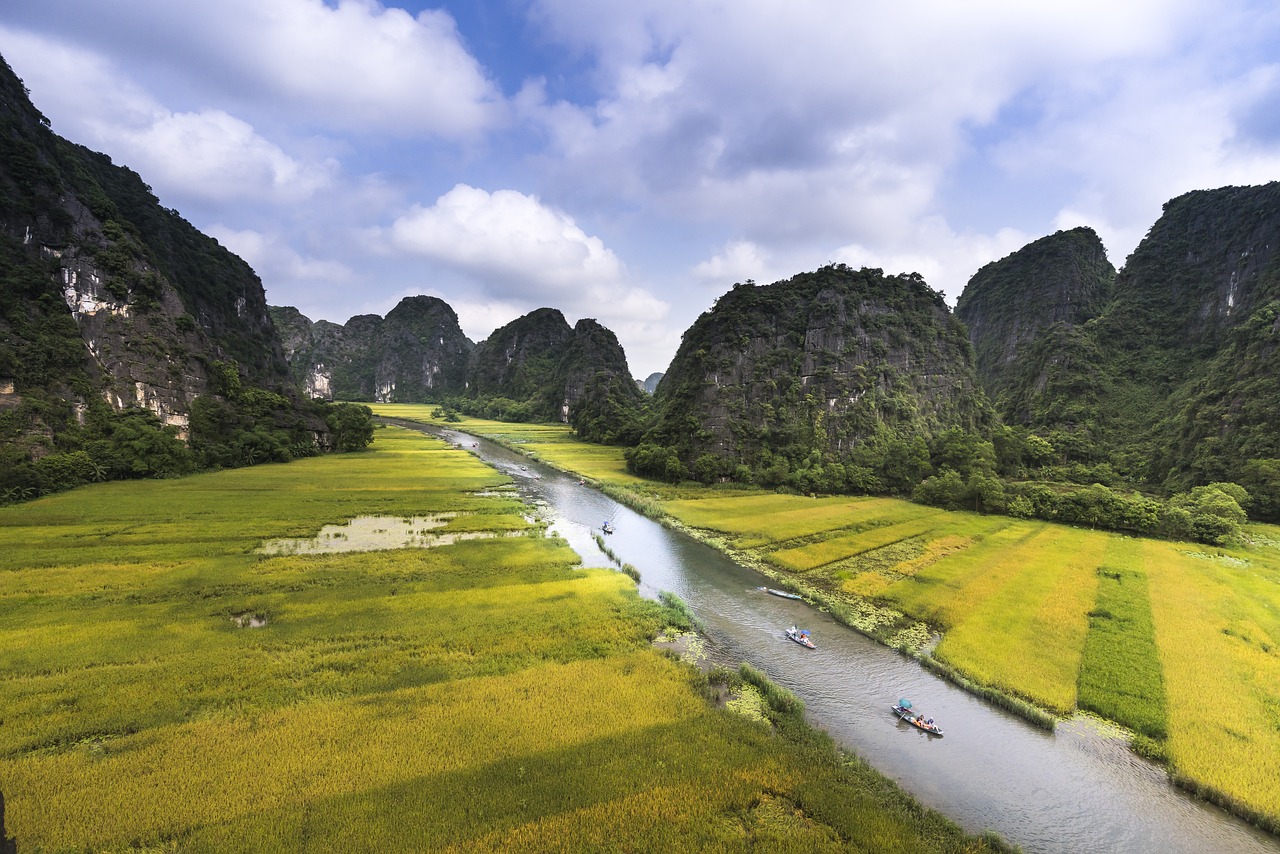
<box><xmin>1077</xmin><ymin>539</ymin><xmax>1169</xmax><ymax>740</ymax></box>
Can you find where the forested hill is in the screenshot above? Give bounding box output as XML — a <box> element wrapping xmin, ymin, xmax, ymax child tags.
<box><xmin>276</xmin><ymin>303</ymin><xmax>646</xmax><ymax>444</ymax></box>
<box><xmin>463</xmin><ymin>309</ymin><xmax>646</xmax><ymax>443</ymax></box>
<box><xmin>270</xmin><ymin>296</ymin><xmax>473</xmax><ymax>402</ymax></box>
<box><xmin>955</xmin><ymin>226</ymin><xmax>1115</xmax><ymax>424</ymax></box>
<box><xmin>633</xmin><ymin>264</ymin><xmax>991</xmax><ymax>487</ymax></box>
<box><xmin>957</xmin><ymin>183</ymin><xmax>1280</xmax><ymax>515</ymax></box>
<box><xmin>0</xmin><ymin>53</ymin><xmax>360</xmax><ymax>501</ymax></box>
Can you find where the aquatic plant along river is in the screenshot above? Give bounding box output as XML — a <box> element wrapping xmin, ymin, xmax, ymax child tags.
<box><xmin>422</xmin><ymin>424</ymin><xmax>1278</xmax><ymax>854</ymax></box>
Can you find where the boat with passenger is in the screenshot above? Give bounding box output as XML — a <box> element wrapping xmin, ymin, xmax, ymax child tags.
<box><xmin>892</xmin><ymin>698</ymin><xmax>943</xmax><ymax>735</ymax></box>
<box><xmin>785</xmin><ymin>625</ymin><xmax>816</xmax><ymax>648</ymax></box>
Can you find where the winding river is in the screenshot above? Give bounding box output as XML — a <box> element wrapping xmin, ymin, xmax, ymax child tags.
<box><xmin>416</xmin><ymin>422</ymin><xmax>1278</xmax><ymax>853</ymax></box>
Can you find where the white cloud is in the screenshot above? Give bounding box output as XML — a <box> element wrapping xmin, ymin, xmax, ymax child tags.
<box><xmin>381</xmin><ymin>185</ymin><xmax>670</xmax><ymax>368</ymax></box>
<box><xmin>2</xmin><ymin>0</ymin><xmax>504</xmax><ymax>137</ymax></box>
<box><xmin>385</xmin><ymin>184</ymin><xmax>665</xmax><ymax>317</ymax></box>
<box><xmin>693</xmin><ymin>240</ymin><xmax>771</xmax><ymax>284</ymax></box>
<box><xmin>207</xmin><ymin>226</ymin><xmax>354</xmax><ymax>287</ymax></box>
<box><xmin>107</xmin><ymin>111</ymin><xmax>337</xmax><ymax>204</ymax></box>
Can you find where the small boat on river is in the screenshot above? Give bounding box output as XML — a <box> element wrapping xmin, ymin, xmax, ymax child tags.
<box><xmin>757</xmin><ymin>586</ymin><xmax>802</xmax><ymax>600</ymax></box>
<box><xmin>892</xmin><ymin>698</ymin><xmax>943</xmax><ymax>736</ymax></box>
<box><xmin>602</xmin><ymin>522</ymin><xmax>615</xmax><ymax>534</ymax></box>
<box><xmin>785</xmin><ymin>626</ymin><xmax>816</xmax><ymax>648</ymax></box>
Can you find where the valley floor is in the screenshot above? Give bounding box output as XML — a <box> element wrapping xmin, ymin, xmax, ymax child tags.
<box><xmin>0</xmin><ymin>424</ymin><xmax>994</xmax><ymax>851</ymax></box>
<box><xmin>374</xmin><ymin>405</ymin><xmax>1280</xmax><ymax>834</ymax></box>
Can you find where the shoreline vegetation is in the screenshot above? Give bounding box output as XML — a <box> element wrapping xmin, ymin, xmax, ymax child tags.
<box><xmin>373</xmin><ymin>407</ymin><xmax>1280</xmax><ymax>837</ymax></box>
<box><xmin>0</xmin><ymin>422</ymin><xmax>1007</xmax><ymax>851</ymax></box>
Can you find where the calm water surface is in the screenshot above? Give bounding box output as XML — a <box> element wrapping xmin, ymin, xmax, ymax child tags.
<box><xmin>414</xmin><ymin>422</ymin><xmax>1278</xmax><ymax>854</ymax></box>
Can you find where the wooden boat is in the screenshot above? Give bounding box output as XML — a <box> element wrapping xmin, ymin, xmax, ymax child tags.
<box><xmin>602</xmin><ymin>522</ymin><xmax>615</xmax><ymax>534</ymax></box>
<box><xmin>757</xmin><ymin>586</ymin><xmax>802</xmax><ymax>600</ymax></box>
<box><xmin>892</xmin><ymin>698</ymin><xmax>943</xmax><ymax>736</ymax></box>
<box><xmin>785</xmin><ymin>626</ymin><xmax>815</xmax><ymax>649</ymax></box>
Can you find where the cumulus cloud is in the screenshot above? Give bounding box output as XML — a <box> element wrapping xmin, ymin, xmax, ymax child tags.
<box><xmin>1</xmin><ymin>27</ymin><xmax>336</xmax><ymax>209</ymax></box>
<box><xmin>2</xmin><ymin>0</ymin><xmax>504</xmax><ymax>137</ymax></box>
<box><xmin>386</xmin><ymin>183</ymin><xmax>666</xmax><ymax>318</ymax></box>
<box><xmin>207</xmin><ymin>226</ymin><xmax>354</xmax><ymax>286</ymax></box>
<box><xmin>693</xmin><ymin>240</ymin><xmax>772</xmax><ymax>285</ymax></box>
<box><xmin>107</xmin><ymin>111</ymin><xmax>336</xmax><ymax>204</ymax></box>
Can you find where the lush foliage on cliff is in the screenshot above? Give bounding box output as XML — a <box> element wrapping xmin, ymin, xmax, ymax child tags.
<box><xmin>0</xmin><ymin>55</ymin><xmax>359</xmax><ymax>502</ymax></box>
<box><xmin>458</xmin><ymin>310</ymin><xmax>646</xmax><ymax>444</ymax></box>
<box><xmin>632</xmin><ymin>264</ymin><xmax>989</xmax><ymax>487</ymax></box>
<box><xmin>960</xmin><ymin>185</ymin><xmax>1280</xmax><ymax>520</ymax></box>
<box><xmin>955</xmin><ymin>227</ymin><xmax>1114</xmax><ymax>423</ymax></box>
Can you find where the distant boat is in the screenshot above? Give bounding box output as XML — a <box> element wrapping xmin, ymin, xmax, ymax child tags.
<box><xmin>892</xmin><ymin>698</ymin><xmax>943</xmax><ymax>736</ymax></box>
<box><xmin>785</xmin><ymin>626</ymin><xmax>815</xmax><ymax>649</ymax></box>
<box><xmin>757</xmin><ymin>586</ymin><xmax>802</xmax><ymax>600</ymax></box>
<box><xmin>602</xmin><ymin>522</ymin><xmax>615</xmax><ymax>534</ymax></box>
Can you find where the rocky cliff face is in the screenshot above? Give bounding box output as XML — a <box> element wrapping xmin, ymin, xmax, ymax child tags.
<box><xmin>465</xmin><ymin>307</ymin><xmax>572</xmax><ymax>406</ymax></box>
<box><xmin>960</xmin><ymin>183</ymin><xmax>1280</xmax><ymax>491</ymax></box>
<box><xmin>647</xmin><ymin>264</ymin><xmax>990</xmax><ymax>467</ymax></box>
<box><xmin>464</xmin><ymin>308</ymin><xmax>643</xmax><ymax>437</ymax></box>
<box><xmin>274</xmin><ymin>301</ymin><xmax>643</xmax><ymax>441</ymax></box>
<box><xmin>955</xmin><ymin>227</ymin><xmax>1114</xmax><ymax>423</ymax></box>
<box><xmin>270</xmin><ymin>296</ymin><xmax>473</xmax><ymax>402</ymax></box>
<box><xmin>0</xmin><ymin>53</ymin><xmax>294</xmax><ymax>444</ymax></box>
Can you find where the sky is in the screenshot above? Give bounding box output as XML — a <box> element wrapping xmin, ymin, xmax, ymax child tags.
<box><xmin>3</xmin><ymin>1</ymin><xmax>1280</xmax><ymax>378</ymax></box>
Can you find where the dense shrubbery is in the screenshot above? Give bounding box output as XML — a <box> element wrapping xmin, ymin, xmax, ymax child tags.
<box><xmin>0</xmin><ymin>363</ymin><xmax>374</xmax><ymax>504</ymax></box>
<box><xmin>623</xmin><ymin>416</ymin><xmax>1253</xmax><ymax>545</ymax></box>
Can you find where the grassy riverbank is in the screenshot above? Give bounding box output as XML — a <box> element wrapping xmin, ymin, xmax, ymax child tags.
<box><xmin>372</xmin><ymin>406</ymin><xmax>1280</xmax><ymax>831</ymax></box>
<box><xmin>0</xmin><ymin>424</ymin><xmax>998</xmax><ymax>851</ymax></box>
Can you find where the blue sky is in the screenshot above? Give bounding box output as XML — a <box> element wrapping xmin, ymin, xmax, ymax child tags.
<box><xmin>4</xmin><ymin>1</ymin><xmax>1280</xmax><ymax>377</ymax></box>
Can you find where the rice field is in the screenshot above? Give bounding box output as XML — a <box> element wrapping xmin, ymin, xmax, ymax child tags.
<box><xmin>371</xmin><ymin>405</ymin><xmax>644</xmax><ymax>484</ymax></box>
<box><xmin>1076</xmin><ymin>538</ymin><xmax>1168</xmax><ymax>741</ymax></box>
<box><xmin>0</xmin><ymin>424</ymin><xmax>993</xmax><ymax>851</ymax></box>
<box><xmin>658</xmin><ymin>488</ymin><xmax>1280</xmax><ymax>825</ymax></box>
<box><xmin>1144</xmin><ymin>538</ymin><xmax>1280</xmax><ymax>825</ymax></box>
<box><xmin>354</xmin><ymin>409</ymin><xmax>1280</xmax><ymax>830</ymax></box>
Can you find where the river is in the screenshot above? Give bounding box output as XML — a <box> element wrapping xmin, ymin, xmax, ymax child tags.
<box><xmin>419</xmin><ymin>422</ymin><xmax>1278</xmax><ymax>854</ymax></box>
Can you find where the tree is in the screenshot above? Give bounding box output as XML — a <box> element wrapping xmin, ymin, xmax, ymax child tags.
<box><xmin>326</xmin><ymin>403</ymin><xmax>374</xmax><ymax>452</ymax></box>
<box><xmin>1166</xmin><ymin>485</ymin><xmax>1247</xmax><ymax>545</ymax></box>
<box><xmin>914</xmin><ymin>468</ymin><xmax>967</xmax><ymax>510</ymax></box>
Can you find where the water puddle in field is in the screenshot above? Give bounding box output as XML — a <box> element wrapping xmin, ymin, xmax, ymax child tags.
<box><xmin>257</xmin><ymin>514</ymin><xmax>516</xmax><ymax>555</ymax></box>
<box><xmin>230</xmin><ymin>613</ymin><xmax>268</xmax><ymax>628</ymax></box>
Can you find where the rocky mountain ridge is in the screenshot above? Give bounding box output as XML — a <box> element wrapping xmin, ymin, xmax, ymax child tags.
<box><xmin>270</xmin><ymin>296</ymin><xmax>473</xmax><ymax>403</ymax></box>
<box><xmin>0</xmin><ymin>53</ymin><xmax>306</xmax><ymax>452</ymax></box>
<box><xmin>274</xmin><ymin>301</ymin><xmax>645</xmax><ymax>442</ymax></box>
<box><xmin>642</xmin><ymin>264</ymin><xmax>991</xmax><ymax>478</ymax></box>
<box><xmin>956</xmin><ymin>183</ymin><xmax>1280</xmax><ymax>508</ymax></box>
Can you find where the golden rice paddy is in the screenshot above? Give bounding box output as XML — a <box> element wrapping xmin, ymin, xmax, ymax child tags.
<box><xmin>359</xmin><ymin>408</ymin><xmax>1280</xmax><ymax>830</ymax></box>
<box><xmin>0</xmin><ymin>423</ymin><xmax>991</xmax><ymax>851</ymax></box>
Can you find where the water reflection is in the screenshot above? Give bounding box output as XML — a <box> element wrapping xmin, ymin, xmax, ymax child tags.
<box><xmin>257</xmin><ymin>514</ymin><xmax>517</xmax><ymax>555</ymax></box>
